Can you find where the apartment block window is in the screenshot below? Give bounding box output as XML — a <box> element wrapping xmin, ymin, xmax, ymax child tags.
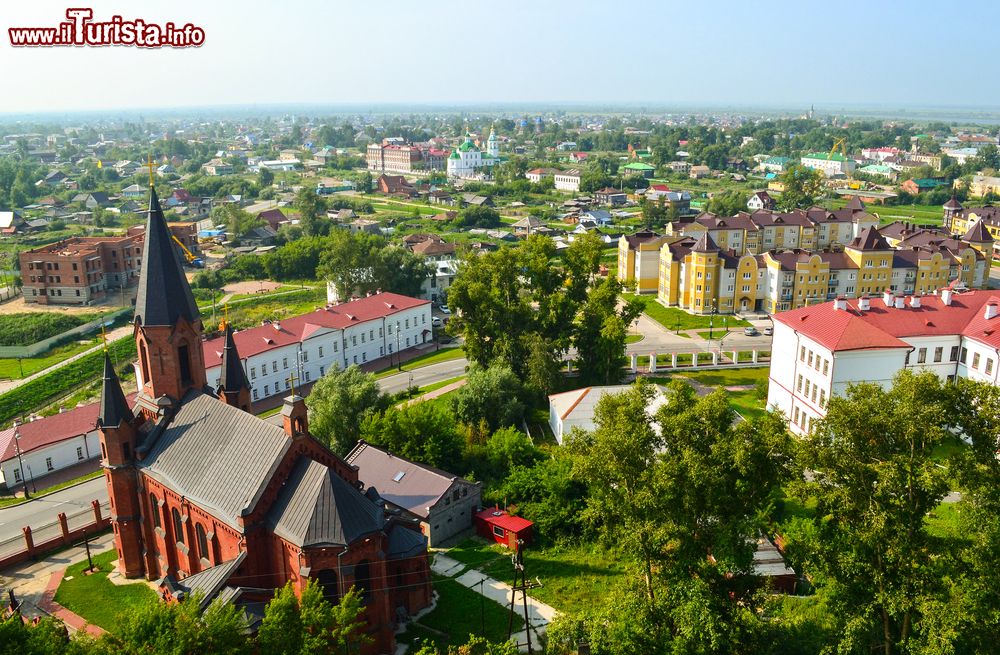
<box><xmin>800</xmin><ymin>346</ymin><xmax>806</xmax><ymax>362</ymax></box>
<box><xmin>807</xmin><ymin>352</ymin><xmax>814</xmax><ymax>368</ymax></box>
<box><xmin>793</xmin><ymin>406</ymin><xmax>800</xmax><ymax>424</ymax></box>
<box><xmin>13</xmin><ymin>469</ymin><xmax>21</xmax><ymax>483</ymax></box>
<box><xmin>272</xmin><ymin>361</ymin><xmax>278</xmax><ymax>373</ymax></box>
<box><xmin>950</xmin><ymin>346</ymin><xmax>959</xmax><ymax>362</ymax></box>
<box><xmin>972</xmin><ymin>353</ymin><xmax>981</xmax><ymax>370</ymax></box>
<box><xmin>264</xmin><ymin>384</ymin><xmax>270</xmax><ymax>396</ymax></box>
<box><xmin>253</xmin><ymin>389</ymin><xmax>259</xmax><ymax>400</ymax></box>
<box><xmin>352</xmin><ymin>336</ymin><xmax>357</xmax><ymax>346</ymax></box>
<box><xmin>961</xmin><ymin>347</ymin><xmax>968</xmax><ymax>364</ymax></box>
<box><xmin>46</xmin><ymin>457</ymin><xmax>53</xmax><ymax>471</ymax></box>
<box><xmin>282</xmin><ymin>357</ymin><xmax>288</xmax><ymax>369</ymax></box>
<box><xmin>319</xmin><ymin>346</ymin><xmax>324</xmax><ymax>358</ymax></box>
<box><xmin>986</xmin><ymin>358</ymin><xmax>995</xmax><ymax>376</ymax></box>
<box><xmin>301</xmin><ymin>351</ymin><xmax>308</xmax><ymax>362</ymax></box>
<box><xmin>797</xmin><ymin>374</ymin><xmax>803</xmax><ymax>392</ymax></box>
<box><xmin>822</xmin><ymin>359</ymin><xmax>829</xmax><ymax>376</ymax></box>
<box><xmin>250</xmin><ymin>367</ymin><xmax>256</xmax><ymax>379</ymax></box>
<box><xmin>77</xmin><ymin>447</ymin><xmax>84</xmax><ymax>460</ymax></box>
<box><xmin>933</xmin><ymin>347</ymin><xmax>943</xmax><ymax>363</ymax></box>
<box><xmin>320</xmin><ymin>366</ymin><xmax>325</xmax><ymax>376</ymax></box>
<box><xmin>917</xmin><ymin>348</ymin><xmax>927</xmax><ymax>364</ymax></box>
<box><xmin>804</xmin><ymin>380</ymin><xmax>811</xmax><ymax>396</ymax></box>
<box><xmin>819</xmin><ymin>389</ymin><xmax>826</xmax><ymax>408</ymax></box>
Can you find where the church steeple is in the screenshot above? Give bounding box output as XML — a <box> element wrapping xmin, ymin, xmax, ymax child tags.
<box><xmin>133</xmin><ymin>184</ymin><xmax>207</xmax><ymax>404</ymax></box>
<box><xmin>217</xmin><ymin>324</ymin><xmax>251</xmax><ymax>412</ymax></box>
<box><xmin>134</xmin><ymin>187</ymin><xmax>199</xmax><ymax>328</ymax></box>
<box><xmin>98</xmin><ymin>351</ymin><xmax>132</xmax><ymax>428</ymax></box>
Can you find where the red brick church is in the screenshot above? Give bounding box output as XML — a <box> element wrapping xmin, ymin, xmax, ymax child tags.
<box><xmin>98</xmin><ymin>186</ymin><xmax>432</xmax><ymax>652</ymax></box>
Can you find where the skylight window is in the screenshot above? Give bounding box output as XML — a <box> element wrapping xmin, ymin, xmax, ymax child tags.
<box><xmin>392</xmin><ymin>471</ymin><xmax>406</xmax><ymax>482</ymax></box>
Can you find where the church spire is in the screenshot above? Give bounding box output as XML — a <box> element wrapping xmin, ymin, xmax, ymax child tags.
<box><xmin>98</xmin><ymin>351</ymin><xmax>132</xmax><ymax>429</ymax></box>
<box><xmin>217</xmin><ymin>324</ymin><xmax>251</xmax><ymax>411</ymax></box>
<box><xmin>134</xmin><ymin>186</ymin><xmax>199</xmax><ymax>327</ymax></box>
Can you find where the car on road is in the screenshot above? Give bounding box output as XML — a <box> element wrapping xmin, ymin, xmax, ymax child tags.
<box><xmin>763</xmin><ymin>326</ymin><xmax>773</xmax><ymax>336</ymax></box>
<box><xmin>431</xmin><ymin>316</ymin><xmax>443</xmax><ymax>328</ymax></box>
<box><xmin>743</xmin><ymin>326</ymin><xmax>760</xmax><ymax>336</ymax></box>
<box><xmin>440</xmin><ymin>305</ymin><xmax>451</xmax><ymax>314</ymax></box>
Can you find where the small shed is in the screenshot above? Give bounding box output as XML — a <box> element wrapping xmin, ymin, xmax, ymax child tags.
<box><xmin>474</xmin><ymin>507</ymin><xmax>533</xmax><ymax>550</ymax></box>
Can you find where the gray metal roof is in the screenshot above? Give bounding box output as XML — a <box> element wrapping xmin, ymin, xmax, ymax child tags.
<box><xmin>173</xmin><ymin>552</ymin><xmax>247</xmax><ymax>610</ymax></box>
<box><xmin>134</xmin><ymin>186</ymin><xmax>200</xmax><ymax>327</ymax></box>
<box><xmin>346</xmin><ymin>441</ymin><xmax>462</xmax><ymax>519</ymax></box>
<box><xmin>266</xmin><ymin>457</ymin><xmax>383</xmax><ymax>548</ymax></box>
<box><xmin>140</xmin><ymin>393</ymin><xmax>291</xmax><ymax>529</ymax></box>
<box><xmin>386</xmin><ymin>522</ymin><xmax>427</xmax><ymax>560</ymax></box>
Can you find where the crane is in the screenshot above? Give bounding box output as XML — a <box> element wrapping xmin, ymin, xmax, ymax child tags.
<box><xmin>829</xmin><ymin>137</ymin><xmax>847</xmax><ymax>160</ymax></box>
<box><xmin>172</xmin><ymin>234</ymin><xmax>204</xmax><ymax>268</ymax></box>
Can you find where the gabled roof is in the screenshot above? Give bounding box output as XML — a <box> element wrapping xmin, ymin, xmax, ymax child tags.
<box><xmin>166</xmin><ymin>553</ymin><xmax>247</xmax><ymax>609</ymax></box>
<box><xmin>0</xmin><ymin>401</ymin><xmax>104</xmax><ymax>462</ymax></box>
<box><xmin>346</xmin><ymin>441</ymin><xmax>472</xmax><ymax>520</ymax></box>
<box><xmin>134</xmin><ymin>187</ymin><xmax>200</xmax><ymax>327</ymax></box>
<box><xmin>99</xmin><ymin>352</ymin><xmax>133</xmax><ymax>429</ymax></box>
<box><xmin>847</xmin><ymin>226</ymin><xmax>891</xmax><ymax>251</ymax></box>
<box><xmin>140</xmin><ymin>392</ymin><xmax>292</xmax><ymax>529</ymax></box>
<box><xmin>266</xmin><ymin>457</ymin><xmax>383</xmax><ymax>548</ymax></box>
<box><xmin>691</xmin><ymin>231</ymin><xmax>719</xmax><ymax>253</ymax></box>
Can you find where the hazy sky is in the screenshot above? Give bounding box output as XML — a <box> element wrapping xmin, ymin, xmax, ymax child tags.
<box><xmin>2</xmin><ymin>0</ymin><xmax>999</xmax><ymax>114</ymax></box>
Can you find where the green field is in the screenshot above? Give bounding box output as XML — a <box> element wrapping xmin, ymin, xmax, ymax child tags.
<box><xmin>397</xmin><ymin>573</ymin><xmax>520</xmax><ymax>652</ymax></box>
<box><xmin>624</xmin><ymin>294</ymin><xmax>750</xmax><ymax>331</ymax></box>
<box><xmin>54</xmin><ymin>549</ymin><xmax>158</xmax><ymax>632</ymax></box>
<box><xmin>0</xmin><ymin>312</ymin><xmax>102</xmax><ymax>347</ymax></box>
<box><xmin>0</xmin><ymin>338</ymin><xmax>100</xmax><ymax>380</ymax></box>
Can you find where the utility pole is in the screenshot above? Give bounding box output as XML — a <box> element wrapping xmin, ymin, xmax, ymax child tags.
<box><xmin>506</xmin><ymin>541</ymin><xmax>541</xmax><ymax>654</ymax></box>
<box><xmin>13</xmin><ymin>425</ymin><xmax>28</xmax><ymax>499</ymax></box>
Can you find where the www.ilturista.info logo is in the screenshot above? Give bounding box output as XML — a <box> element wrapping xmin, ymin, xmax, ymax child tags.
<box><xmin>8</xmin><ymin>8</ymin><xmax>205</xmax><ymax>48</ymax></box>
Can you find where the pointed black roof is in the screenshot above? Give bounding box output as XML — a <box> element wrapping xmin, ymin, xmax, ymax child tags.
<box><xmin>134</xmin><ymin>187</ymin><xmax>199</xmax><ymax>327</ymax></box>
<box><xmin>98</xmin><ymin>351</ymin><xmax>133</xmax><ymax>429</ymax></box>
<box><xmin>845</xmin><ymin>196</ymin><xmax>866</xmax><ymax>212</ymax></box>
<box><xmin>943</xmin><ymin>196</ymin><xmax>963</xmax><ymax>210</ymax></box>
<box><xmin>218</xmin><ymin>325</ymin><xmax>250</xmax><ymax>394</ymax></box>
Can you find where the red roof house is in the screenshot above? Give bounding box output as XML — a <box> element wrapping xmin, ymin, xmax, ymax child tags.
<box><xmin>475</xmin><ymin>506</ymin><xmax>533</xmax><ymax>550</ymax></box>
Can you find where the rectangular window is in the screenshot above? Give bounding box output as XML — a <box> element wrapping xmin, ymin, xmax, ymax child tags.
<box><xmin>251</xmin><ymin>367</ymin><xmax>256</xmax><ymax>379</ymax></box>
<box><xmin>272</xmin><ymin>361</ymin><xmax>278</xmax><ymax>373</ymax></box>
<box><xmin>933</xmin><ymin>347</ymin><xmax>943</xmax><ymax>363</ymax></box>
<box><xmin>804</xmin><ymin>379</ymin><xmax>811</xmax><ymax>396</ymax></box>
<box><xmin>986</xmin><ymin>358</ymin><xmax>995</xmax><ymax>376</ymax></box>
<box><xmin>807</xmin><ymin>352</ymin><xmax>814</xmax><ymax>368</ymax></box>
<box><xmin>492</xmin><ymin>525</ymin><xmax>505</xmax><ymax>538</ymax></box>
<box><xmin>793</xmin><ymin>406</ymin><xmax>800</xmax><ymax>424</ymax></box>
<box><xmin>77</xmin><ymin>447</ymin><xmax>84</xmax><ymax>460</ymax></box>
<box><xmin>822</xmin><ymin>359</ymin><xmax>829</xmax><ymax>376</ymax></box>
<box><xmin>282</xmin><ymin>357</ymin><xmax>288</xmax><ymax>369</ymax></box>
<box><xmin>972</xmin><ymin>353</ymin><xmax>981</xmax><ymax>369</ymax></box>
<box><xmin>799</xmin><ymin>346</ymin><xmax>805</xmax><ymax>362</ymax></box>
<box><xmin>819</xmin><ymin>389</ymin><xmax>826</xmax><ymax>408</ymax></box>
<box><xmin>917</xmin><ymin>348</ymin><xmax>927</xmax><ymax>364</ymax></box>
<box><xmin>961</xmin><ymin>347</ymin><xmax>968</xmax><ymax>364</ymax></box>
<box><xmin>46</xmin><ymin>457</ymin><xmax>54</xmax><ymax>471</ymax></box>
<box><xmin>14</xmin><ymin>468</ymin><xmax>21</xmax><ymax>482</ymax></box>
<box><xmin>264</xmin><ymin>384</ymin><xmax>270</xmax><ymax>396</ymax></box>
<box><xmin>319</xmin><ymin>346</ymin><xmax>324</xmax><ymax>358</ymax></box>
<box><xmin>253</xmin><ymin>389</ymin><xmax>259</xmax><ymax>400</ymax></box>
<box><xmin>950</xmin><ymin>346</ymin><xmax>959</xmax><ymax>362</ymax></box>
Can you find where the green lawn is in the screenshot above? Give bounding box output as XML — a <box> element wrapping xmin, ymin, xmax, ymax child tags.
<box><xmin>444</xmin><ymin>539</ymin><xmax>626</xmax><ymax>617</ymax></box>
<box><xmin>623</xmin><ymin>294</ymin><xmax>750</xmax><ymax>331</ymax></box>
<box><xmin>650</xmin><ymin>367</ymin><xmax>771</xmax><ymax>420</ymax></box>
<box><xmin>0</xmin><ymin>338</ymin><xmax>100</xmax><ymax>380</ymax></box>
<box><xmin>625</xmin><ymin>334</ymin><xmax>644</xmax><ymax>344</ymax></box>
<box><xmin>54</xmin><ymin>549</ymin><xmax>158</xmax><ymax>632</ymax></box>
<box><xmin>925</xmin><ymin>501</ymin><xmax>966</xmax><ymax>540</ymax></box>
<box><xmin>397</xmin><ymin>573</ymin><xmax>520</xmax><ymax>652</ymax></box>
<box><xmin>374</xmin><ymin>346</ymin><xmax>466</xmax><ymax>378</ymax></box>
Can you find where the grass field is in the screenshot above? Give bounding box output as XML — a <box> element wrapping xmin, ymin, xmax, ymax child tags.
<box><xmin>397</xmin><ymin>573</ymin><xmax>520</xmax><ymax>652</ymax></box>
<box><xmin>0</xmin><ymin>338</ymin><xmax>100</xmax><ymax>380</ymax></box>
<box><xmin>444</xmin><ymin>539</ymin><xmax>626</xmax><ymax>617</ymax></box>
<box><xmin>651</xmin><ymin>366</ymin><xmax>771</xmax><ymax>420</ymax></box>
<box><xmin>54</xmin><ymin>549</ymin><xmax>158</xmax><ymax>632</ymax></box>
<box><xmin>623</xmin><ymin>294</ymin><xmax>750</xmax><ymax>331</ymax></box>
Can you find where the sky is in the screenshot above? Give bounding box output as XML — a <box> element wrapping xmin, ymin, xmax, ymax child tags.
<box><xmin>2</xmin><ymin>0</ymin><xmax>1000</xmax><ymax>115</ymax></box>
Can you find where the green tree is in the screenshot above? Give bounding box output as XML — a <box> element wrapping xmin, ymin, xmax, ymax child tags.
<box><xmin>573</xmin><ymin>277</ymin><xmax>643</xmax><ymax>386</ymax></box>
<box><xmin>214</xmin><ymin>203</ymin><xmax>264</xmax><ymax>243</ymax></box>
<box><xmin>792</xmin><ymin>370</ymin><xmax>955</xmax><ymax>655</ymax></box>
<box><xmin>295</xmin><ymin>187</ymin><xmax>328</xmax><ymax>237</ymax></box>
<box><xmin>306</xmin><ymin>365</ymin><xmax>387</xmax><ymax>454</ymax></box>
<box><xmin>258</xmin><ymin>166</ymin><xmax>275</xmax><ymax>189</ymax></box>
<box><xmin>259</xmin><ymin>581</ymin><xmax>369</xmax><ymax>655</ymax></box>
<box><xmin>360</xmin><ymin>402</ymin><xmax>464</xmax><ymax>471</ymax></box>
<box><xmin>103</xmin><ymin>594</ymin><xmax>248</xmax><ymax>655</ymax></box>
<box><xmin>707</xmin><ymin>189</ymin><xmax>749</xmax><ymax>216</ymax></box>
<box><xmin>454</xmin><ymin>205</ymin><xmax>501</xmax><ymax>229</ymax></box>
<box><xmin>776</xmin><ymin>164</ymin><xmax>824</xmax><ymax>210</ymax></box>
<box><xmin>451</xmin><ymin>365</ymin><xmax>525</xmax><ymax>437</ymax></box>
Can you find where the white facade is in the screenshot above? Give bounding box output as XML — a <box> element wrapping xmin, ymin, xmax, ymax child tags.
<box><xmin>800</xmin><ymin>154</ymin><xmax>856</xmax><ymax>177</ymax></box>
<box><xmin>447</xmin><ymin>135</ymin><xmax>499</xmax><ymax>180</ymax></box>
<box><xmin>767</xmin><ymin>292</ymin><xmax>1000</xmax><ymax>435</ymax></box>
<box><xmin>420</xmin><ymin>260</ymin><xmax>459</xmax><ymax>304</ymax></box>
<box><xmin>554</xmin><ymin>170</ymin><xmax>582</xmax><ymax>192</ymax></box>
<box><xmin>0</xmin><ymin>430</ymin><xmax>99</xmax><ymax>491</ymax></box>
<box><xmin>202</xmin><ymin>296</ymin><xmax>433</xmax><ymax>405</ymax></box>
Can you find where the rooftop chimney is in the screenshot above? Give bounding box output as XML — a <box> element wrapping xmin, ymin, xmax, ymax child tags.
<box><xmin>833</xmin><ymin>297</ymin><xmax>848</xmax><ymax>311</ymax></box>
<box><xmin>894</xmin><ymin>297</ymin><xmax>905</xmax><ymax>309</ymax></box>
<box><xmin>883</xmin><ymin>289</ymin><xmax>894</xmax><ymax>307</ymax></box>
<box><xmin>909</xmin><ymin>295</ymin><xmax>921</xmax><ymax>308</ymax></box>
<box><xmin>986</xmin><ymin>302</ymin><xmax>999</xmax><ymax>321</ymax></box>
<box><xmin>858</xmin><ymin>295</ymin><xmax>871</xmax><ymax>311</ymax></box>
<box><xmin>942</xmin><ymin>288</ymin><xmax>954</xmax><ymax>306</ymax></box>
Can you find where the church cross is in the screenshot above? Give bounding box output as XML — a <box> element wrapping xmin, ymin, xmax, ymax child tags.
<box><xmin>143</xmin><ymin>154</ymin><xmax>156</xmax><ymax>187</ymax></box>
<box><xmin>286</xmin><ymin>373</ymin><xmax>299</xmax><ymax>397</ymax></box>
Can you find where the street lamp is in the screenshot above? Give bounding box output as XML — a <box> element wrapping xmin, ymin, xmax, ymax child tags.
<box><xmin>13</xmin><ymin>426</ymin><xmax>28</xmax><ymax>499</ymax></box>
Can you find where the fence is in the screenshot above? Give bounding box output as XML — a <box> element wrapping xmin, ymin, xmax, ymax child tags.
<box><xmin>0</xmin><ymin>499</ymin><xmax>111</xmax><ymax>570</ymax></box>
<box><xmin>0</xmin><ymin>308</ymin><xmax>130</xmax><ymax>359</ymax></box>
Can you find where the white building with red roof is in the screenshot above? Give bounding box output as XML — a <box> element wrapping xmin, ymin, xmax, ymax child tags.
<box><xmin>201</xmin><ymin>292</ymin><xmax>431</xmax><ymax>404</ymax></box>
<box><xmin>767</xmin><ymin>288</ymin><xmax>1000</xmax><ymax>435</ymax></box>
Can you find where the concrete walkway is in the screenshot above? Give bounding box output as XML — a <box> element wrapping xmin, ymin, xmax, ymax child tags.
<box><xmin>396</xmin><ymin>378</ymin><xmax>468</xmax><ymax>408</ymax></box>
<box><xmin>430</xmin><ymin>553</ymin><xmax>558</xmax><ymax>651</ymax></box>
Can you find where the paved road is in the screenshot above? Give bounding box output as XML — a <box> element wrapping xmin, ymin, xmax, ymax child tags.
<box><xmin>625</xmin><ymin>312</ymin><xmax>773</xmax><ymax>356</ymax></box>
<box><xmin>0</xmin><ymin>478</ymin><xmax>107</xmax><ymax>546</ymax></box>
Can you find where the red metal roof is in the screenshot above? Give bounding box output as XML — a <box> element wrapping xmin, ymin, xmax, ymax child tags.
<box><xmin>203</xmin><ymin>292</ymin><xmax>430</xmax><ymax>367</ymax></box>
<box><xmin>773</xmin><ymin>291</ymin><xmax>1000</xmax><ymax>352</ymax></box>
<box><xmin>476</xmin><ymin>508</ymin><xmax>533</xmax><ymax>533</ymax></box>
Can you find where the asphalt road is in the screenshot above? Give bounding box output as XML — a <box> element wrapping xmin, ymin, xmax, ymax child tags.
<box><xmin>0</xmin><ymin>477</ymin><xmax>107</xmax><ymax>547</ymax></box>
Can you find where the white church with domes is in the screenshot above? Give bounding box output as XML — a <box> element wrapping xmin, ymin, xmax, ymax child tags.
<box><xmin>447</xmin><ymin>128</ymin><xmax>501</xmax><ymax>180</ymax></box>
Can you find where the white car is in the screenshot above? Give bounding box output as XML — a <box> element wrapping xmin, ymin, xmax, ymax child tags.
<box><xmin>431</xmin><ymin>316</ymin><xmax>443</xmax><ymax>328</ymax></box>
<box><xmin>440</xmin><ymin>305</ymin><xmax>451</xmax><ymax>314</ymax></box>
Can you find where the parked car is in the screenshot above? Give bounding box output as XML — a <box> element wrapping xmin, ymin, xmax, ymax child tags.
<box><xmin>440</xmin><ymin>305</ymin><xmax>451</xmax><ymax>314</ymax></box>
<box><xmin>763</xmin><ymin>326</ymin><xmax>773</xmax><ymax>336</ymax></box>
<box><xmin>743</xmin><ymin>326</ymin><xmax>760</xmax><ymax>336</ymax></box>
<box><xmin>431</xmin><ymin>316</ymin><xmax>443</xmax><ymax>328</ymax></box>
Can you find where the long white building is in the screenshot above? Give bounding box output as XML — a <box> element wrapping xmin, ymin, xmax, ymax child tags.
<box><xmin>201</xmin><ymin>292</ymin><xmax>432</xmax><ymax>404</ymax></box>
<box><xmin>767</xmin><ymin>288</ymin><xmax>1000</xmax><ymax>435</ymax></box>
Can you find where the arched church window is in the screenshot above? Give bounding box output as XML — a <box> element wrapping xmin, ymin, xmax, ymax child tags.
<box><xmin>150</xmin><ymin>493</ymin><xmax>160</xmax><ymax>528</ymax></box>
<box><xmin>172</xmin><ymin>508</ymin><xmax>184</xmax><ymax>545</ymax></box>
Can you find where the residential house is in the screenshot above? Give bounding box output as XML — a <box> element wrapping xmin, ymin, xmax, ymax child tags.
<box><xmin>201</xmin><ymin>159</ymin><xmax>234</xmax><ymax>176</ymax></box>
<box><xmin>689</xmin><ymin>165</ymin><xmax>711</xmax><ymax>179</ymax></box>
<box><xmin>801</xmin><ymin>152</ymin><xmax>856</xmax><ymax>177</ymax></box>
<box><xmin>617</xmin><ymin>231</ymin><xmax>669</xmax><ymax>293</ymax></box>
<box><xmin>595</xmin><ymin>187</ymin><xmax>628</xmax><ymax>206</ymax></box>
<box><xmin>525</xmin><ymin>167</ymin><xmax>560</xmax><ymax>183</ymax></box>
<box><xmin>747</xmin><ymin>191</ymin><xmax>775</xmax><ymax>211</ymax></box>
<box><xmin>346</xmin><ymin>441</ymin><xmax>481</xmax><ymax>547</ymax></box>
<box><xmin>621</xmin><ymin>162</ymin><xmax>656</xmax><ymax>179</ymax></box>
<box><xmin>122</xmin><ymin>184</ymin><xmax>146</xmax><ymax>200</ymax></box>
<box><xmin>377</xmin><ymin>174</ymin><xmax>415</xmax><ymax>196</ymax></box>
<box><xmin>554</xmin><ymin>170</ymin><xmax>583</xmax><ymax>193</ymax></box>
<box><xmin>548</xmin><ymin>384</ymin><xmax>670</xmax><ymax>444</ymax></box>
<box><xmin>901</xmin><ymin>178</ymin><xmax>947</xmax><ymax>195</ymax></box>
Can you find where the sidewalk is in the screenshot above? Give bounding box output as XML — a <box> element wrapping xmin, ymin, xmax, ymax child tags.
<box><xmin>1</xmin><ymin>531</ymin><xmax>116</xmax><ymax>629</ymax></box>
<box><xmin>430</xmin><ymin>553</ymin><xmax>557</xmax><ymax>651</ymax></box>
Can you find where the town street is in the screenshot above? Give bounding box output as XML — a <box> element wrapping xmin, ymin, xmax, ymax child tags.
<box><xmin>0</xmin><ymin>477</ymin><xmax>107</xmax><ymax>549</ymax></box>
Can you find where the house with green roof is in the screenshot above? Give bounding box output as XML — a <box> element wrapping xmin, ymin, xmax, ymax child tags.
<box><xmin>621</xmin><ymin>161</ymin><xmax>656</xmax><ymax>178</ymax></box>
<box><xmin>760</xmin><ymin>156</ymin><xmax>792</xmax><ymax>173</ymax></box>
<box><xmin>858</xmin><ymin>164</ymin><xmax>896</xmax><ymax>180</ymax></box>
